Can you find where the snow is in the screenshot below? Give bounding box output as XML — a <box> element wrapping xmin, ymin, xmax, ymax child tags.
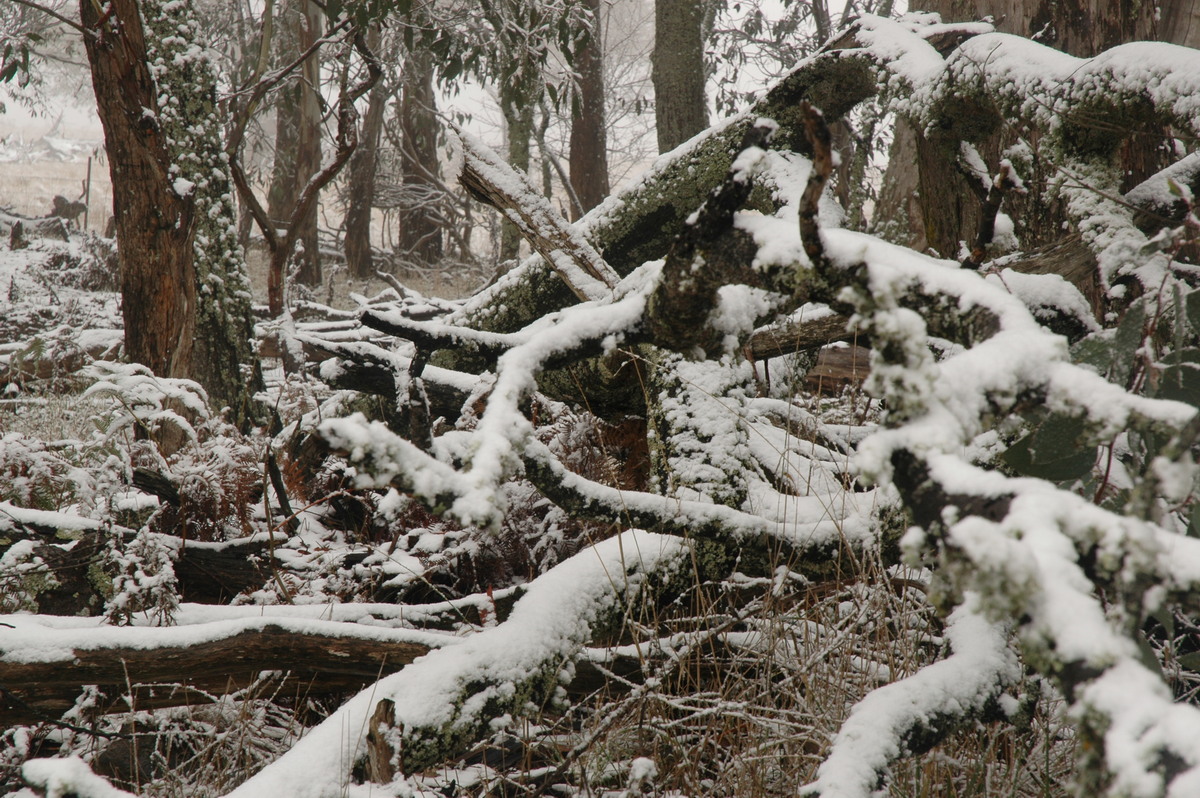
<box><xmin>804</xmin><ymin>595</ymin><xmax>1019</xmax><ymax>798</ymax></box>
<box><xmin>224</xmin><ymin>530</ymin><xmax>688</xmax><ymax>798</ymax></box>
<box><xmin>8</xmin><ymin>14</ymin><xmax>1200</xmax><ymax>796</ymax></box>
<box><xmin>0</xmin><ymin>612</ymin><xmax>455</xmax><ymax>665</ymax></box>
<box><xmin>1125</xmin><ymin>152</ymin><xmax>1200</xmax><ymax>210</ymax></box>
<box><xmin>22</xmin><ymin>756</ymin><xmax>136</xmax><ymax>798</ymax></box>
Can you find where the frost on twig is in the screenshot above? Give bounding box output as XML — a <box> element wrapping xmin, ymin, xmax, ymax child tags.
<box><xmin>827</xmin><ymin>209</ymin><xmax>1200</xmax><ymax>792</ymax></box>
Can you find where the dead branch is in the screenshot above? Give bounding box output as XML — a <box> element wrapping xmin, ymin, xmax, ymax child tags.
<box><xmin>454</xmin><ymin>128</ymin><xmax>619</xmax><ymax>301</ymax></box>
<box><xmin>747</xmin><ymin>313</ymin><xmax>853</xmax><ymax>360</ymax></box>
<box><xmin>962</xmin><ymin>161</ymin><xmax>1023</xmax><ymax>270</ymax></box>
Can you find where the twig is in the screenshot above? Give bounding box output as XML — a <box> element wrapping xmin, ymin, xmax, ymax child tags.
<box><xmin>0</xmin><ymin>685</ymin><xmax>132</xmax><ymax>739</ymax></box>
<box><xmin>962</xmin><ymin>161</ymin><xmax>1023</xmax><ymax>270</ymax></box>
<box><xmin>373</xmin><ymin>269</ymin><xmax>413</xmax><ymax>299</ymax></box>
<box><xmin>453</xmin><ymin>126</ymin><xmax>619</xmax><ymax>300</ymax></box>
<box><xmin>9</xmin><ymin>0</ymin><xmax>88</xmax><ymax>36</ymax></box>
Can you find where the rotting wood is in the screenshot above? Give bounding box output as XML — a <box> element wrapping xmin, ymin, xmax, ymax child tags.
<box><xmin>0</xmin><ymin>623</ymin><xmax>439</xmax><ymax>726</ymax></box>
<box><xmin>365</xmin><ymin>698</ymin><xmax>398</xmax><ymax>783</ymax></box>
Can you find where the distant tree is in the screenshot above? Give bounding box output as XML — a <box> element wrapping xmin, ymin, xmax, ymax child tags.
<box><xmin>343</xmin><ymin>24</ymin><xmax>387</xmax><ymax>280</ymax></box>
<box><xmin>651</xmin><ymin>0</ymin><xmax>708</xmax><ymax>153</ymax></box>
<box><xmin>430</xmin><ymin>0</ymin><xmax>589</xmax><ymax>264</ymax></box>
<box><xmin>396</xmin><ymin>34</ymin><xmax>444</xmax><ymax>265</ymax></box>
<box><xmin>266</xmin><ymin>0</ymin><xmax>324</xmax><ymax>289</ymax></box>
<box><xmin>226</xmin><ymin>4</ymin><xmax>381</xmax><ymax>317</ymax></box>
<box><xmin>567</xmin><ymin>0</ymin><xmax>609</xmax><ymax>218</ymax></box>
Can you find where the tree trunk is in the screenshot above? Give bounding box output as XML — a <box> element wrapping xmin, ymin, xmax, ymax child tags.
<box><xmin>876</xmin><ymin>0</ymin><xmax>1189</xmax><ymax>255</ymax></box>
<box><xmin>567</xmin><ymin>0</ymin><xmax>609</xmax><ymax>220</ymax></box>
<box><xmin>267</xmin><ymin>0</ymin><xmax>323</xmax><ymax>297</ymax></box>
<box><xmin>651</xmin><ymin>0</ymin><xmax>708</xmax><ymax>154</ymax></box>
<box><xmin>499</xmin><ymin>96</ymin><xmax>535</xmax><ymax>264</ymax></box>
<box><xmin>142</xmin><ymin>0</ymin><xmax>263</xmax><ymax>425</ymax></box>
<box><xmin>396</xmin><ymin>44</ymin><xmax>443</xmax><ymax>266</ymax></box>
<box><xmin>294</xmin><ymin>0</ymin><xmax>324</xmax><ymax>286</ymax></box>
<box><xmin>1160</xmin><ymin>0</ymin><xmax>1200</xmax><ymax>46</ymax></box>
<box><xmin>79</xmin><ymin>0</ymin><xmax>196</xmax><ymax>381</ymax></box>
<box><xmin>344</xmin><ymin>29</ymin><xmax>387</xmax><ymax>280</ymax></box>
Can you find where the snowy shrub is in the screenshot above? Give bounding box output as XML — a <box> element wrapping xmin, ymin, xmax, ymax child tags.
<box><xmin>103</xmin><ymin>527</ymin><xmax>179</xmax><ymax>626</ymax></box>
<box><xmin>38</xmin><ymin>235</ymin><xmax>120</xmax><ymax>292</ymax></box>
<box><xmin>0</xmin><ymin>431</ymin><xmax>89</xmax><ymax>512</ymax></box>
<box><xmin>84</xmin><ymin>361</ymin><xmax>211</xmax><ymax>454</ymax></box>
<box><xmin>0</xmin><ymin>539</ymin><xmax>56</xmax><ymax>613</ymax></box>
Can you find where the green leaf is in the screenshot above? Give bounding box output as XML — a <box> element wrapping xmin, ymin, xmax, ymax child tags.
<box><xmin>1109</xmin><ymin>303</ymin><xmax>1147</xmax><ymax>385</ymax></box>
<box><xmin>1188</xmin><ymin>504</ymin><xmax>1200</xmax><ymax>539</ymax></box>
<box><xmin>1155</xmin><ymin>348</ymin><xmax>1200</xmax><ymax>408</ymax></box>
<box><xmin>1071</xmin><ymin>334</ymin><xmax>1113</xmax><ymax>373</ymax></box>
<box><xmin>1185</xmin><ymin>289</ymin><xmax>1200</xmax><ymax>335</ymax></box>
<box><xmin>1135</xmin><ymin>628</ymin><xmax>1167</xmax><ymax>680</ymax></box>
<box><xmin>1002</xmin><ymin>413</ymin><xmax>1095</xmax><ymax>482</ymax></box>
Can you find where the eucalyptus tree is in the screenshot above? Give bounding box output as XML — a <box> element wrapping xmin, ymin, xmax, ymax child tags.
<box><xmin>651</xmin><ymin>0</ymin><xmax>708</xmax><ymax>153</ymax></box>
<box><xmin>428</xmin><ymin>0</ymin><xmax>591</xmax><ymax>263</ymax></box>
<box><xmin>79</xmin><ymin>0</ymin><xmax>260</xmax><ymax>422</ymax></box>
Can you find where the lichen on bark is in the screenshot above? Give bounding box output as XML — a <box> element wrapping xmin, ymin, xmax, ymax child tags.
<box><xmin>142</xmin><ymin>0</ymin><xmax>262</xmax><ymax>425</ymax></box>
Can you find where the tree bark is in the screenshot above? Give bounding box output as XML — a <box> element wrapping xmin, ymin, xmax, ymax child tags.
<box><xmin>79</xmin><ymin>0</ymin><xmax>196</xmax><ymax>381</ymax></box>
<box><xmin>344</xmin><ymin>28</ymin><xmax>387</xmax><ymax>280</ymax></box>
<box><xmin>396</xmin><ymin>42</ymin><xmax>443</xmax><ymax>265</ymax></box>
<box><xmin>652</xmin><ymin>0</ymin><xmax>708</xmax><ymax>154</ymax></box>
<box><xmin>875</xmin><ymin>0</ymin><xmax>1191</xmax><ymax>257</ymax></box>
<box><xmin>0</xmin><ymin>622</ymin><xmax>438</xmax><ymax>725</ymax></box>
<box><xmin>142</xmin><ymin>0</ymin><xmax>263</xmax><ymax>425</ymax></box>
<box><xmin>499</xmin><ymin>95</ymin><xmax>536</xmax><ymax>264</ymax></box>
<box><xmin>267</xmin><ymin>0</ymin><xmax>323</xmax><ymax>295</ymax></box>
<box><xmin>567</xmin><ymin>0</ymin><xmax>609</xmax><ymax>219</ymax></box>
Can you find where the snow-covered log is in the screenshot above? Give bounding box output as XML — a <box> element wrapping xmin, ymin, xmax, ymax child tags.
<box><xmin>200</xmin><ymin>531</ymin><xmax>690</xmax><ymax>793</ymax></box>
<box><xmin>0</xmin><ymin>615</ymin><xmax>446</xmax><ymax>726</ymax></box>
<box><xmin>436</xmin><ymin>37</ymin><xmax>882</xmax><ymax>346</ymax></box>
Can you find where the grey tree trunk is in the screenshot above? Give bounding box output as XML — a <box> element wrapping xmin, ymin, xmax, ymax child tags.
<box><xmin>267</xmin><ymin>0</ymin><xmax>323</xmax><ymax>291</ymax></box>
<box><xmin>396</xmin><ymin>45</ymin><xmax>443</xmax><ymax>266</ymax></box>
<box><xmin>344</xmin><ymin>29</ymin><xmax>387</xmax><ymax>280</ymax></box>
<box><xmin>651</xmin><ymin>0</ymin><xmax>708</xmax><ymax>154</ymax></box>
<box><xmin>499</xmin><ymin>98</ymin><xmax>536</xmax><ymax>264</ymax></box>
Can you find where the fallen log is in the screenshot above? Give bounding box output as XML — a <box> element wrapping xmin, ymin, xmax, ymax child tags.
<box><xmin>439</xmin><ymin>46</ymin><xmax>879</xmax><ymax>351</ymax></box>
<box><xmin>0</xmin><ymin>617</ymin><xmax>448</xmax><ymax>725</ymax></box>
<box><xmin>0</xmin><ymin>502</ymin><xmax>282</xmax><ymax>609</ymax></box>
